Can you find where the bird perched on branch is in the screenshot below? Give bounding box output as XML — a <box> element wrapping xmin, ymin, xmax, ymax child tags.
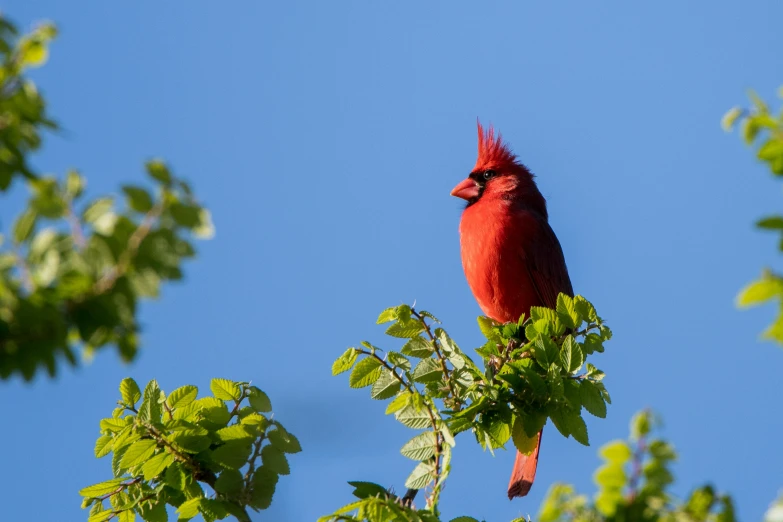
<box><xmin>451</xmin><ymin>122</ymin><xmax>573</xmax><ymax>499</ymax></box>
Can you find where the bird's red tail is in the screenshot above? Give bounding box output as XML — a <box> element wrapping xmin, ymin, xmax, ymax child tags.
<box><xmin>507</xmin><ymin>429</ymin><xmax>543</xmax><ymax>499</ymax></box>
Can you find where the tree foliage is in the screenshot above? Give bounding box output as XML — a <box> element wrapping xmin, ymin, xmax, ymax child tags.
<box><xmin>0</xmin><ymin>15</ymin><xmax>213</xmax><ymax>380</ymax></box>
<box><xmin>724</xmin><ymin>88</ymin><xmax>783</xmax><ymax>344</ymax></box>
<box><xmin>538</xmin><ymin>410</ymin><xmax>735</xmax><ymax>522</ymax></box>
<box><xmin>321</xmin><ymin>295</ymin><xmax>612</xmax><ymax>521</ymax></box>
<box><xmin>79</xmin><ymin>378</ymin><xmax>299</xmax><ymax>522</ymax></box>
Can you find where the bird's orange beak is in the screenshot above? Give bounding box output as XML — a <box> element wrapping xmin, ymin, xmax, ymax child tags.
<box><xmin>450</xmin><ymin>178</ymin><xmax>480</xmax><ymax>200</ymax></box>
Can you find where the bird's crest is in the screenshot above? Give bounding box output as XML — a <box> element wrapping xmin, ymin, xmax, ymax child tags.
<box><xmin>475</xmin><ymin>121</ymin><xmax>518</xmax><ymax>170</ymax></box>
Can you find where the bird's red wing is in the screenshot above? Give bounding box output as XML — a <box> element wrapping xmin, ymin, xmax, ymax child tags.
<box><xmin>521</xmin><ymin>214</ymin><xmax>574</xmax><ymax>310</ymax></box>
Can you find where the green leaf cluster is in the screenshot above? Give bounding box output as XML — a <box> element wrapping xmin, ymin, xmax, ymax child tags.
<box><xmin>79</xmin><ymin>377</ymin><xmax>299</xmax><ymax>522</ymax></box>
<box><xmin>0</xmin><ymin>15</ymin><xmax>214</xmax><ymax>380</ymax></box>
<box><xmin>324</xmin><ymin>295</ymin><xmax>612</xmax><ymax>521</ymax></box>
<box><xmin>724</xmin><ymin>88</ymin><xmax>783</xmax><ymax>346</ymax></box>
<box><xmin>537</xmin><ymin>410</ymin><xmax>736</xmax><ymax>522</ymax></box>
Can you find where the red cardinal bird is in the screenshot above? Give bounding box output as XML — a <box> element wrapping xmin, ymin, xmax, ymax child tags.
<box><xmin>451</xmin><ymin>123</ymin><xmax>573</xmax><ymax>499</ymax></box>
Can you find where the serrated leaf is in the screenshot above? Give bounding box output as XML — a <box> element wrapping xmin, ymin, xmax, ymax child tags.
<box><xmin>142</xmin><ymin>451</ymin><xmax>174</xmax><ymax>481</ymax></box>
<box><xmin>80</xmin><ymin>477</ymin><xmax>128</xmax><ymax>498</ymax></box>
<box><xmin>177</xmin><ymin>498</ymin><xmax>202</xmax><ymax>519</ymax></box>
<box><xmin>400</xmin><ymin>432</ymin><xmax>437</xmax><ymax>461</ymax></box>
<box><xmin>371</xmin><ymin>369</ymin><xmax>401</xmax><ymax>400</ymax></box>
<box><xmin>94</xmin><ymin>435</ymin><xmax>113</xmax><ymax>458</ymax></box>
<box><xmin>386</xmin><ymin>320</ymin><xmax>425</xmax><ymax>338</ymax></box>
<box><xmin>120</xmin><ymin>439</ymin><xmax>158</xmax><ymax>468</ymax></box>
<box><xmin>580</xmin><ymin>380</ymin><xmax>607</xmax><ymax>418</ymax></box>
<box><xmin>138</xmin><ymin>380</ymin><xmax>162</xmax><ymax>425</ymax></box>
<box><xmin>265</xmin><ymin>430</ymin><xmax>298</xmax><ymax>457</ymax></box>
<box><xmin>169</xmin><ymin>429</ymin><xmax>211</xmax><ymax>453</ymax></box>
<box><xmin>412</xmin><ymin>358</ymin><xmax>442</xmax><ymax>383</ymax></box>
<box><xmin>477</xmin><ymin>316</ymin><xmax>502</xmax><ymax>343</ymax></box>
<box><xmin>332</xmin><ymin>347</ymin><xmax>359</xmax><ymax>375</ymax></box>
<box><xmin>211</xmin><ymin>378</ymin><xmax>241</xmax><ymax>401</ymax></box>
<box><xmin>261</xmin><ymin>445</ymin><xmax>290</xmax><ymax>475</ymax></box>
<box><xmin>401</xmin><ymin>337</ymin><xmax>433</xmax><ymax>358</ymax></box>
<box><xmin>215</xmin><ymin>469</ymin><xmax>244</xmax><ymax>495</ymax></box>
<box><xmin>249</xmin><ymin>386</ymin><xmax>272</xmax><ymax>412</ymax></box>
<box><xmin>376</xmin><ymin>307</ymin><xmax>397</xmax><ymax>324</ymax></box>
<box><xmin>385</xmin><ymin>391</ymin><xmax>412</xmax><ymax>415</ymax></box>
<box><xmin>561</xmin><ymin>335</ymin><xmax>584</xmax><ymax>374</ymax></box>
<box><xmin>533</xmin><ymin>336</ymin><xmax>559</xmax><ymax>369</ymax></box>
<box><xmin>395</xmin><ymin>404</ymin><xmax>431</xmax><ymax>429</ymax></box>
<box><xmin>216</xmin><ymin>424</ymin><xmax>256</xmax><ymax>442</ymax></box>
<box><xmin>250</xmin><ymin>466</ymin><xmax>278</xmax><ymax>509</ymax></box>
<box><xmin>348</xmin><ymin>481</ymin><xmax>389</xmax><ymax>500</ymax></box>
<box><xmin>405</xmin><ymin>461</ymin><xmax>434</xmax><ymax>489</ymax></box>
<box><xmin>556</xmin><ymin>293</ymin><xmax>579</xmax><ymax>329</ymax></box>
<box><xmin>349</xmin><ymin>357</ymin><xmax>382</xmax><ymax>388</ymax></box>
<box><xmin>167</xmin><ymin>385</ymin><xmax>198</xmax><ymax>409</ymax></box>
<box><xmin>119</xmin><ymin>378</ymin><xmax>141</xmax><ymax>407</ymax></box>
<box><xmin>212</xmin><ymin>441</ymin><xmax>253</xmax><ymax>469</ymax></box>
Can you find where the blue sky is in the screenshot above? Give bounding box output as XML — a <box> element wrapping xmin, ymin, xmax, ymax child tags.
<box><xmin>2</xmin><ymin>1</ymin><xmax>783</xmax><ymax>521</ymax></box>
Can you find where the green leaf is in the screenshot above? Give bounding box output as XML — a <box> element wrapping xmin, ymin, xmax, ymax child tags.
<box><xmin>83</xmin><ymin>197</ymin><xmax>114</xmax><ymax>223</ymax></box>
<box><xmin>401</xmin><ymin>337</ymin><xmax>433</xmax><ymax>358</ymax></box>
<box><xmin>560</xmin><ymin>336</ymin><xmax>583</xmax><ymax>374</ymax></box>
<box><xmin>119</xmin><ymin>378</ymin><xmax>141</xmax><ymax>407</ymax></box>
<box><xmin>385</xmin><ymin>391</ymin><xmax>412</xmax><ymax>415</ymax></box>
<box><xmin>268</xmin><ymin>425</ymin><xmax>302</xmax><ymax>453</ymax></box>
<box><xmin>556</xmin><ymin>294</ymin><xmax>579</xmax><ymax>329</ymax></box>
<box><xmin>138</xmin><ymin>380</ymin><xmax>162</xmax><ymax>425</ymax></box>
<box><xmin>348</xmin><ymin>481</ymin><xmax>389</xmax><ymax>499</ymax></box>
<box><xmin>371</xmin><ymin>369</ymin><xmax>401</xmax><ymax>400</ymax></box>
<box><xmin>332</xmin><ymin>347</ymin><xmax>359</xmax><ymax>375</ymax></box>
<box><xmin>377</xmin><ymin>307</ymin><xmax>397</xmax><ymax>324</ymax></box>
<box><xmin>250</xmin><ymin>466</ymin><xmax>279</xmax><ymax>510</ymax></box>
<box><xmin>216</xmin><ymin>424</ymin><xmax>256</xmax><ymax>442</ymax></box>
<box><xmin>120</xmin><ymin>439</ymin><xmax>158</xmax><ymax>468</ymax></box>
<box><xmin>630</xmin><ymin>410</ymin><xmax>652</xmax><ymax>440</ymax></box>
<box><xmin>386</xmin><ymin>320</ymin><xmax>425</xmax><ymax>338</ymax></box>
<box><xmin>94</xmin><ymin>435</ymin><xmax>113</xmax><ymax>458</ymax></box>
<box><xmin>249</xmin><ymin>386</ymin><xmax>272</xmax><ymax>412</ymax></box>
<box><xmin>349</xmin><ymin>357</ymin><xmax>382</xmax><ymax>388</ymax></box>
<box><xmin>757</xmin><ymin>216</ymin><xmax>783</xmax><ymax>229</ymax></box>
<box><xmin>412</xmin><ymin>358</ymin><xmax>442</xmax><ymax>383</ymax></box>
<box><xmin>262</xmin><ymin>444</ymin><xmax>290</xmax><ymax>475</ymax></box>
<box><xmin>215</xmin><ymin>469</ymin><xmax>244</xmax><ymax>495</ymax></box>
<box><xmin>511</xmin><ymin>416</ymin><xmax>539</xmax><ymax>455</ymax></box>
<box><xmin>212</xmin><ymin>441</ymin><xmax>253</xmax><ymax>469</ymax></box>
<box><xmin>170</xmin><ymin>202</ymin><xmax>202</xmax><ymax>228</ymax></box>
<box><xmin>737</xmin><ymin>275</ymin><xmax>783</xmax><ymax>307</ymax></box>
<box><xmin>594</xmin><ymin>463</ymin><xmax>627</xmax><ymax>490</ymax></box>
<box><xmin>142</xmin><ymin>451</ymin><xmax>174</xmax><ymax>481</ymax></box>
<box><xmin>121</xmin><ymin>185</ymin><xmax>154</xmax><ymax>213</ymax></box>
<box><xmin>211</xmin><ymin>378</ymin><xmax>242</xmax><ymax>401</ymax></box>
<box><xmin>395</xmin><ymin>404</ymin><xmax>431</xmax><ymax>429</ymax></box>
<box><xmin>580</xmin><ymin>380</ymin><xmax>607</xmax><ymax>418</ymax></box>
<box><xmin>80</xmin><ymin>477</ymin><xmax>128</xmax><ymax>498</ymax></box>
<box><xmin>146</xmin><ymin>160</ymin><xmax>173</xmax><ymax>185</ymax></box>
<box><xmin>758</xmin><ymin>138</ymin><xmax>783</xmax><ymax>160</ymax></box>
<box><xmin>599</xmin><ymin>440</ymin><xmax>632</xmax><ymax>464</ymax></box>
<box><xmin>569</xmin><ymin>413</ymin><xmax>589</xmax><ymax>446</ymax></box>
<box><xmin>177</xmin><ymin>498</ymin><xmax>202</xmax><ymax>519</ymax></box>
<box><xmin>721</xmin><ymin>106</ymin><xmax>743</xmax><ymax>131</ymax></box>
<box><xmin>169</xmin><ymin>429</ymin><xmax>211</xmax><ymax>453</ymax></box>
<box><xmin>400</xmin><ymin>431</ymin><xmax>437</xmax><ymax>461</ymax></box>
<box><xmin>13</xmin><ymin>208</ymin><xmax>37</xmax><ymax>243</ymax></box>
<box><xmin>386</xmin><ymin>351</ymin><xmax>411</xmax><ymax>371</ymax></box>
<box><xmin>477</xmin><ymin>316</ymin><xmax>502</xmax><ymax>343</ymax></box>
<box><xmin>167</xmin><ymin>385</ymin><xmax>198</xmax><ymax>409</ymax></box>
<box><xmin>405</xmin><ymin>461</ymin><xmax>434</xmax><ymax>489</ymax></box>
<box><xmin>533</xmin><ymin>335</ymin><xmax>559</xmax><ymax>369</ymax></box>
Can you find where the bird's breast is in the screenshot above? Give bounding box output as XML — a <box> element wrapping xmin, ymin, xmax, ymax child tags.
<box><xmin>459</xmin><ymin>203</ymin><xmax>540</xmax><ymax>323</ymax></box>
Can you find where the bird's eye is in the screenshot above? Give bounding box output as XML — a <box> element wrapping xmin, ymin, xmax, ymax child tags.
<box><xmin>483</xmin><ymin>170</ymin><xmax>497</xmax><ymax>180</ymax></box>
